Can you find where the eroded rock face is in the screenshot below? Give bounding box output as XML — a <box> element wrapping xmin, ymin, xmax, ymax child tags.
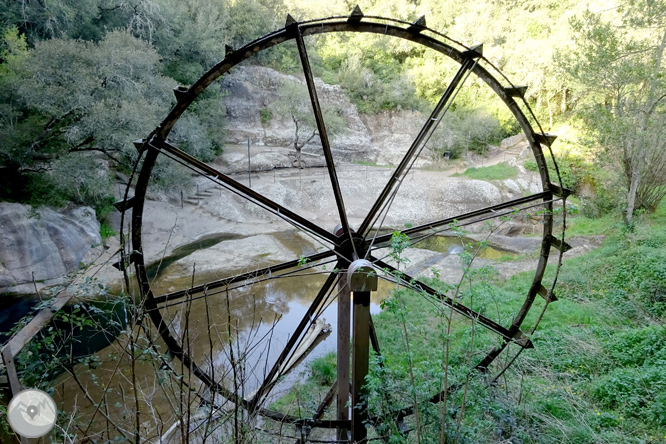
<box><xmin>360</xmin><ymin>110</ymin><xmax>425</xmax><ymax>165</ymax></box>
<box><xmin>220</xmin><ymin>66</ymin><xmax>427</xmax><ymax>164</ymax></box>
<box><xmin>221</xmin><ymin>66</ymin><xmax>374</xmax><ymax>160</ymax></box>
<box><xmin>0</xmin><ymin>203</ymin><xmax>101</xmax><ymax>293</ymax></box>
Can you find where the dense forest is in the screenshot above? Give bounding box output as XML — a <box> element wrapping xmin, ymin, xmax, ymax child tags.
<box><xmin>2</xmin><ymin>0</ymin><xmax>665</xmax><ymax>222</ymax></box>
<box><xmin>1</xmin><ymin>0</ymin><xmax>666</xmax><ymax>443</ymax></box>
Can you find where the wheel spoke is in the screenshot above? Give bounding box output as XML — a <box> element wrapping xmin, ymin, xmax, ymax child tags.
<box><xmin>369</xmin><ymin>256</ymin><xmax>531</xmax><ymax>346</ymax></box>
<box><xmin>369</xmin><ymin>315</ymin><xmax>382</xmax><ymax>356</ymax></box>
<box><xmin>149</xmin><ymin>139</ymin><xmax>340</xmax><ymax>246</ymax></box>
<box><xmin>358</xmin><ymin>55</ymin><xmax>479</xmax><ymax>236</ymax></box>
<box><xmin>369</xmin><ymin>191</ymin><xmax>553</xmax><ymax>248</ymax></box>
<box><xmin>293</xmin><ymin>25</ymin><xmax>357</xmax><ymax>254</ymax></box>
<box><xmin>149</xmin><ymin>250</ymin><xmax>336</xmax><ymax>305</ymax></box>
<box><xmin>250</xmin><ymin>270</ymin><xmax>340</xmax><ymax>408</ymax></box>
<box><xmin>314</xmin><ymin>381</ymin><xmax>338</xmax><ymax>420</ymax></box>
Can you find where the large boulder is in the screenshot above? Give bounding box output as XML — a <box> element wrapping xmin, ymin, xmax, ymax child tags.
<box><xmin>0</xmin><ymin>203</ymin><xmax>101</xmax><ymax>293</ymax></box>
<box><xmin>219</xmin><ymin>66</ymin><xmax>435</xmax><ymax>166</ymax></box>
<box><xmin>220</xmin><ymin>66</ymin><xmax>376</xmax><ymax>162</ymax></box>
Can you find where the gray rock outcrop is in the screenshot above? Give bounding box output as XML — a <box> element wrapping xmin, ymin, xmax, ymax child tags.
<box><xmin>221</xmin><ymin>66</ymin><xmax>376</xmax><ymax>162</ymax></box>
<box><xmin>220</xmin><ymin>66</ymin><xmax>428</xmax><ymax>165</ymax></box>
<box><xmin>0</xmin><ymin>203</ymin><xmax>101</xmax><ymax>293</ymax></box>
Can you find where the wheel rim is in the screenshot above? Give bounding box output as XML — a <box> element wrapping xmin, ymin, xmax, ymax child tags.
<box><xmin>123</xmin><ymin>14</ymin><xmax>567</xmax><ymax>431</ymax></box>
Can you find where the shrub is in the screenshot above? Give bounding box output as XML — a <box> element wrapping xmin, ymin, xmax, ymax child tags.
<box><xmin>592</xmin><ymin>366</ymin><xmax>666</xmax><ymax>426</ymax></box>
<box><xmin>309</xmin><ymin>352</ymin><xmax>336</xmax><ymax>386</ymax></box>
<box><xmin>605</xmin><ymin>326</ymin><xmax>666</xmax><ymax>367</ymax></box>
<box><xmin>524</xmin><ymin>159</ymin><xmax>538</xmax><ymax>171</ymax></box>
<box><xmin>260</xmin><ymin>107</ymin><xmax>272</xmax><ymax>125</ymax></box>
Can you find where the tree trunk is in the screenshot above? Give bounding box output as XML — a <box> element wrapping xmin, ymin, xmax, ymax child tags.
<box><xmin>626</xmin><ymin>167</ymin><xmax>640</xmax><ymax>223</ymax></box>
<box><xmin>625</xmin><ymin>27</ymin><xmax>666</xmax><ymax>223</ymax></box>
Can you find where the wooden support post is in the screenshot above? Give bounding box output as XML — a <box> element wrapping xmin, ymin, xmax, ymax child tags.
<box><xmin>352</xmin><ymin>290</ymin><xmax>370</xmax><ymax>443</ymax></box>
<box><xmin>2</xmin><ymin>348</ymin><xmax>29</xmax><ymax>444</ymax></box>
<box><xmin>2</xmin><ymin>347</ymin><xmax>21</xmax><ymax>397</ymax></box>
<box><xmin>337</xmin><ymin>272</ymin><xmax>351</xmax><ymax>442</ymax></box>
<box><xmin>348</xmin><ymin>260</ymin><xmax>378</xmax><ymax>443</ymax></box>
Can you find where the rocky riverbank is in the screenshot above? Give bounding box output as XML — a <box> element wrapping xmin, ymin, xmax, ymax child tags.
<box><xmin>0</xmin><ymin>203</ymin><xmax>102</xmax><ymax>294</ymax></box>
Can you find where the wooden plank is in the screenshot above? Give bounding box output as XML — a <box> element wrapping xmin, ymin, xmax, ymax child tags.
<box><xmin>351</xmin><ymin>291</ymin><xmax>370</xmax><ymax>443</ymax></box>
<box><xmin>112</xmin><ymin>196</ymin><xmax>136</xmax><ymax>212</ymax></box>
<box><xmin>348</xmin><ymin>5</ymin><xmax>364</xmax><ymax>23</ymax></box>
<box><xmin>314</xmin><ymin>381</ymin><xmax>338</xmax><ymax>420</ymax></box>
<box><xmin>407</xmin><ymin>15</ymin><xmax>426</xmax><ymax>33</ymax></box>
<box><xmin>505</xmin><ymin>85</ymin><xmax>527</xmax><ymax>98</ymax></box>
<box><xmin>537</xmin><ymin>284</ymin><xmax>558</xmax><ymax>302</ymax></box>
<box><xmin>2</xmin><ymin>347</ymin><xmax>22</xmax><ymax>395</ymax></box>
<box><xmin>2</xmin><ymin>237</ymin><xmax>119</xmax><ymax>359</ymax></box>
<box><xmin>549</xmin><ymin>182</ymin><xmax>572</xmax><ymax>198</ymax></box>
<box><xmin>548</xmin><ymin>235</ymin><xmax>572</xmax><ymax>253</ymax></box>
<box><xmin>2</xmin><ymin>291</ymin><xmax>75</xmax><ymax>359</ymax></box>
<box><xmin>336</xmin><ymin>274</ymin><xmax>351</xmax><ymax>441</ymax></box>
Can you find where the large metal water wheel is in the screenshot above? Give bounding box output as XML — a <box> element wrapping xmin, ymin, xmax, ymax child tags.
<box><xmin>119</xmin><ymin>8</ymin><xmax>569</xmax><ymax>442</ymax></box>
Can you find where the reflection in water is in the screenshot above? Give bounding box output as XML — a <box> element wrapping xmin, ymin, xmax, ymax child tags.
<box><xmin>410</xmin><ymin>235</ymin><xmax>515</xmax><ymax>260</ymax></box>
<box><xmin>145</xmin><ymin>232</ymin><xmax>245</xmax><ymax>282</ymax></box>
<box><xmin>52</xmin><ymin>269</ymin><xmax>390</xmax><ymax>438</ymax></box>
<box><xmin>50</xmin><ymin>229</ymin><xmax>518</xmax><ymax>436</ymax></box>
<box><xmin>159</xmin><ymin>272</ymin><xmax>389</xmax><ymax>395</ymax></box>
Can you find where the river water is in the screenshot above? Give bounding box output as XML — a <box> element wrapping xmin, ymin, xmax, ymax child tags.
<box><xmin>2</xmin><ymin>230</ymin><xmax>513</xmax><ymax>439</ymax></box>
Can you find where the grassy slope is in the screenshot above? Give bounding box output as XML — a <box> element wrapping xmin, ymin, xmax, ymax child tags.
<box><xmin>274</xmin><ymin>203</ymin><xmax>666</xmax><ymax>443</ymax></box>
<box><xmin>452</xmin><ymin>162</ymin><xmax>518</xmax><ymax>181</ymax></box>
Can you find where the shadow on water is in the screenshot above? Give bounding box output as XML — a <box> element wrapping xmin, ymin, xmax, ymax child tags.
<box><xmin>0</xmin><ymin>293</ymin><xmax>41</xmax><ymax>344</ymax></box>
<box><xmin>145</xmin><ymin>232</ymin><xmax>245</xmax><ymax>282</ymax></box>
<box><xmin>0</xmin><ymin>296</ymin><xmax>127</xmax><ymax>361</ymax></box>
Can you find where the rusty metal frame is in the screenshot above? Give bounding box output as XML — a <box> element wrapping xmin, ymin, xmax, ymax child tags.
<box><xmin>122</xmin><ymin>10</ymin><xmax>568</xmax><ymax>435</ymax></box>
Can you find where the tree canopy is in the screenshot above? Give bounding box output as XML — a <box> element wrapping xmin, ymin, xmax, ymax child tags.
<box><xmin>0</xmin><ymin>0</ymin><xmax>664</xmax><ymax>221</ymax></box>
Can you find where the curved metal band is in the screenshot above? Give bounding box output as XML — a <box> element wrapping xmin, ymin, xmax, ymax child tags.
<box><xmin>129</xmin><ymin>16</ymin><xmax>555</xmax><ymax>428</ymax></box>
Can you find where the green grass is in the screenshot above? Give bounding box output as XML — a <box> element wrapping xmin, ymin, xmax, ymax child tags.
<box><xmin>353</xmin><ymin>160</ymin><xmax>393</xmax><ymax>168</ymax></box>
<box><xmin>268</xmin><ymin>354</ymin><xmax>337</xmax><ymax>419</ymax></box>
<box><xmin>273</xmin><ymin>212</ymin><xmax>666</xmax><ymax>442</ymax></box>
<box><xmin>452</xmin><ymin>161</ymin><xmax>518</xmax><ymax>181</ymax></box>
<box><xmin>566</xmin><ymin>212</ymin><xmax>621</xmax><ymax>236</ymax></box>
<box><xmin>100</xmin><ymin>220</ymin><xmax>117</xmax><ymax>242</ymax></box>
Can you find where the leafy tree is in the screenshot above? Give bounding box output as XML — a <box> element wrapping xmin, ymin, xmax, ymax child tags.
<box><xmin>269</xmin><ymin>79</ymin><xmax>346</xmax><ymax>166</ymax></box>
<box><xmin>0</xmin><ymin>0</ymin><xmax>104</xmax><ymax>43</ymax></box>
<box><xmin>0</xmin><ymin>29</ymin><xmax>220</xmax><ymax>204</ymax></box>
<box><xmin>561</xmin><ymin>2</ymin><xmax>666</xmax><ymax>222</ymax></box>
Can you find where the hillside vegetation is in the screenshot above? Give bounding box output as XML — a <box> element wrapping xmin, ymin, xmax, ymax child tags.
<box><xmin>1</xmin><ymin>0</ymin><xmax>664</xmax><ymax>224</ymax></box>
<box><xmin>1</xmin><ymin>0</ymin><xmax>665</xmax><ymax>443</ymax></box>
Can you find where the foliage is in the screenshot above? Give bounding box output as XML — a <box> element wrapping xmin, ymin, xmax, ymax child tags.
<box><xmin>523</xmin><ymin>159</ymin><xmax>538</xmax><ymax>172</ymax></box>
<box><xmin>559</xmin><ymin>3</ymin><xmax>666</xmax><ymax>221</ymax></box>
<box><xmin>427</xmin><ymin>107</ymin><xmax>513</xmax><ymax>160</ymax></box>
<box><xmin>527</xmin><ymin>151</ymin><xmax>597</xmax><ymax>196</ymax></box>
<box><xmin>8</xmin><ymin>295</ymin><xmax>125</xmax><ymax>391</ymax></box>
<box><xmin>0</xmin><ymin>25</ymin><xmax>230</xmax><ymax>206</ymax></box>
<box><xmin>309</xmin><ymin>352</ymin><xmax>336</xmax><ymax>386</ymax></box>
<box><xmin>100</xmin><ymin>220</ymin><xmax>117</xmax><ymax>242</ymax></box>
<box><xmin>335</xmin><ymin>47</ymin><xmax>426</xmax><ymax>114</ymax></box>
<box><xmin>358</xmin><ymin>216</ymin><xmax>666</xmax><ymax>443</ymax></box>
<box><xmin>260</xmin><ymin>107</ymin><xmax>272</xmax><ymax>126</ymax></box>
